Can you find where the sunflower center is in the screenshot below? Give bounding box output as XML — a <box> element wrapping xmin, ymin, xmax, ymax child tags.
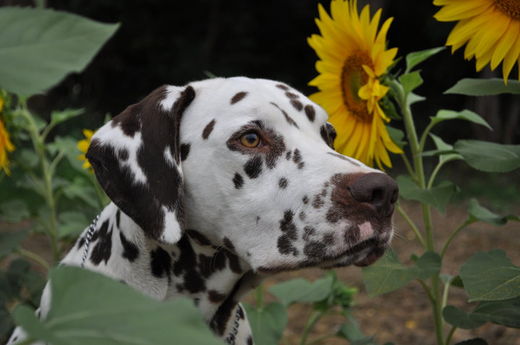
<box><xmin>341</xmin><ymin>52</ymin><xmax>373</xmax><ymax>122</ymax></box>
<box><xmin>494</xmin><ymin>0</ymin><xmax>520</xmax><ymax>20</ymax></box>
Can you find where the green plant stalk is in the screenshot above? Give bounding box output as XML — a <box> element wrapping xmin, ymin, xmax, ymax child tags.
<box><xmin>397</xmin><ymin>204</ymin><xmax>426</xmax><ymax>248</ymax></box>
<box><xmin>17</xmin><ymin>248</ymin><xmax>50</xmax><ymax>271</ymax></box>
<box><xmin>445</xmin><ymin>325</ymin><xmax>457</xmax><ymax>345</ymax></box>
<box><xmin>400</xmin><ymin>97</ymin><xmax>444</xmax><ymax>345</ymax></box>
<box><xmin>299</xmin><ymin>310</ymin><xmax>325</xmax><ymax>345</ymax></box>
<box><xmin>19</xmin><ymin>106</ymin><xmax>60</xmax><ymax>261</ymax></box>
<box><xmin>440</xmin><ymin>219</ymin><xmax>475</xmax><ymax>258</ymax></box>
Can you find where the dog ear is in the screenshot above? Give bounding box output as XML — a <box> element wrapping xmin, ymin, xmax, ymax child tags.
<box><xmin>86</xmin><ymin>85</ymin><xmax>195</xmax><ymax>244</ymax></box>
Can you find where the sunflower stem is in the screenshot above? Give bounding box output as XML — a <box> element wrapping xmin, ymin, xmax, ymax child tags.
<box><xmin>397</xmin><ymin>205</ymin><xmax>426</xmax><ymax>248</ymax></box>
<box><xmin>400</xmin><ymin>97</ymin><xmax>444</xmax><ymax>345</ymax></box>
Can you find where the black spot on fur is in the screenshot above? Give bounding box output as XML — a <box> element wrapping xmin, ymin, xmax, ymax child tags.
<box><xmin>292</xmin><ymin>149</ymin><xmax>302</xmax><ymax>163</ymax></box>
<box><xmin>299</xmin><ymin>211</ymin><xmax>306</xmax><ymax>221</ymax></box>
<box><xmin>173</xmin><ymin>237</ymin><xmax>206</xmax><ymax>293</ymax></box>
<box><xmin>247</xmin><ymin>336</ymin><xmax>253</xmax><ymax>345</ymax></box>
<box><xmin>323</xmin><ymin>233</ymin><xmax>335</xmax><ymax>245</ymax></box>
<box><xmin>202</xmin><ymin>119</ymin><xmax>216</xmax><ymax>139</ymax></box>
<box><xmin>76</xmin><ymin>237</ymin><xmax>85</xmax><ymax>250</ymax></box>
<box><xmin>119</xmin><ymin>231</ymin><xmax>139</xmax><ymax>262</ymax></box>
<box><xmin>286</xmin><ymin>150</ymin><xmax>292</xmax><ymax>160</ymax></box>
<box><xmin>233</xmin><ymin>173</ymin><xmax>244</xmax><ymax>189</ymax></box>
<box><xmin>223</xmin><ymin>237</ymin><xmax>235</xmax><ymax>251</ymax></box>
<box><xmin>244</xmin><ymin>156</ymin><xmax>262</xmax><ymax>178</ymax></box>
<box><xmin>303</xmin><ymin>226</ymin><xmax>316</xmax><ymax>241</ymax></box>
<box><xmin>304</xmin><ymin>105</ymin><xmax>316</xmax><ymax>122</ymax></box>
<box><xmin>180</xmin><ymin>143</ymin><xmax>191</xmax><ymax>161</ymax></box>
<box><xmin>208</xmin><ymin>290</ymin><xmax>227</xmax><ymax>303</ymax></box>
<box><xmin>290</xmin><ymin>99</ymin><xmax>303</xmax><ymax>111</ymax></box>
<box><xmin>150</xmin><ymin>247</ymin><xmax>172</xmax><ymax>280</ymax></box>
<box><xmin>278</xmin><ymin>210</ymin><xmax>298</xmax><ymax>255</ymax></box>
<box><xmin>304</xmin><ymin>241</ymin><xmax>326</xmax><ymax>258</ymax></box>
<box><xmin>302</xmin><ymin>195</ymin><xmax>309</xmax><ymax>204</ymax></box>
<box><xmin>231</xmin><ymin>91</ymin><xmax>248</xmax><ymax>104</ymax></box>
<box><xmin>187</xmin><ymin>229</ymin><xmax>212</xmax><ymax>246</ymax></box>
<box><xmin>298</xmin><ymin>162</ymin><xmax>305</xmax><ymax>169</ymax></box>
<box><xmin>277</xmin><ymin>235</ymin><xmax>298</xmax><ymax>256</ymax></box>
<box><xmin>226</xmin><ymin>251</ymin><xmax>242</xmax><ymax>274</ymax></box>
<box><xmin>285</xmin><ymin>92</ymin><xmax>299</xmax><ymax>99</ymax></box>
<box><xmin>116</xmin><ymin>210</ymin><xmax>121</xmax><ymax>228</ymax></box>
<box><xmin>313</xmin><ymin>194</ymin><xmax>325</xmax><ymax>209</ymax></box>
<box><xmin>276</xmin><ymin>84</ymin><xmax>289</xmax><ymax>90</ymax></box>
<box><xmin>279</xmin><ymin>177</ymin><xmax>288</xmax><ymax>189</ymax></box>
<box><xmin>90</xmin><ymin>220</ymin><xmax>112</xmax><ymax>265</ymax></box>
<box><xmin>118</xmin><ymin>149</ymin><xmax>129</xmax><ymax>161</ymax></box>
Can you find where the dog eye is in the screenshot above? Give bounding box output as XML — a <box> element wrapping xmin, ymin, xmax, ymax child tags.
<box><xmin>240</xmin><ymin>132</ymin><xmax>261</xmax><ymax>148</ymax></box>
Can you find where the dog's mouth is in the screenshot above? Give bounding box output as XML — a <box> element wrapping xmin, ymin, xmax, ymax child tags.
<box><xmin>318</xmin><ymin>236</ymin><xmax>388</xmax><ymax>269</ymax></box>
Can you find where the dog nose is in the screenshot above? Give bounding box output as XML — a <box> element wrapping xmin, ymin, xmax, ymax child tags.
<box><xmin>348</xmin><ymin>173</ymin><xmax>398</xmax><ymax>216</ymax></box>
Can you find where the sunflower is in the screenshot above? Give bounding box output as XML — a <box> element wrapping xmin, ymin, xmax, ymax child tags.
<box><xmin>77</xmin><ymin>129</ymin><xmax>94</xmax><ymax>170</ymax></box>
<box><xmin>434</xmin><ymin>0</ymin><xmax>520</xmax><ymax>83</ymax></box>
<box><xmin>0</xmin><ymin>118</ymin><xmax>15</xmax><ymax>175</ymax></box>
<box><xmin>308</xmin><ymin>0</ymin><xmax>402</xmax><ymax>168</ymax></box>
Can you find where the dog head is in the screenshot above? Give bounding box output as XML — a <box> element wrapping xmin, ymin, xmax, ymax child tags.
<box><xmin>87</xmin><ymin>77</ymin><xmax>397</xmax><ymax>273</ymax></box>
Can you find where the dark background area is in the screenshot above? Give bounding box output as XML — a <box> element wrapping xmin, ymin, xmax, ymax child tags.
<box><xmin>1</xmin><ymin>0</ymin><xmax>515</xmax><ymax>147</ymax></box>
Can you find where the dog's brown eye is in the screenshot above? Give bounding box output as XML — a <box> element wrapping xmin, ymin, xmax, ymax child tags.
<box><xmin>240</xmin><ymin>132</ymin><xmax>260</xmax><ymax>148</ymax></box>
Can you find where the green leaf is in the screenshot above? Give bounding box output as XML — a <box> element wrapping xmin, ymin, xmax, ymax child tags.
<box><xmin>468</xmin><ymin>199</ymin><xmax>519</xmax><ymax>226</ymax></box>
<box><xmin>58</xmin><ymin>211</ymin><xmax>89</xmax><ymax>238</ymax></box>
<box><xmin>362</xmin><ymin>250</ymin><xmax>417</xmax><ymax>296</ymax></box>
<box><xmin>445</xmin><ymin>78</ymin><xmax>520</xmax><ymax>96</ymax></box>
<box><xmin>405</xmin><ymin>47</ymin><xmax>445</xmax><ymax>73</ymax></box>
<box><xmin>407</xmin><ymin>92</ymin><xmax>426</xmax><ymax>107</ymax></box>
<box><xmin>50</xmin><ymin>109</ymin><xmax>83</xmax><ymax>127</ymax></box>
<box><xmin>399</xmin><ymin>71</ymin><xmax>423</xmax><ymax>94</ymax></box>
<box><xmin>62</xmin><ymin>178</ymin><xmax>100</xmax><ymax>209</ymax></box>
<box><xmin>338</xmin><ymin>313</ymin><xmax>377</xmax><ymax>344</ymax></box>
<box><xmin>0</xmin><ymin>230</ymin><xmax>28</xmax><ymax>259</ymax></box>
<box><xmin>415</xmin><ymin>252</ymin><xmax>441</xmax><ymax>280</ymax></box>
<box><xmin>453</xmin><ymin>338</ymin><xmax>488</xmax><ymax>345</ymax></box>
<box><xmin>13</xmin><ymin>266</ymin><xmax>224</xmax><ymax>345</ymax></box>
<box><xmin>386</xmin><ymin>126</ymin><xmax>406</xmax><ymax>149</ymax></box>
<box><xmin>429</xmin><ymin>134</ymin><xmax>463</xmax><ymax>164</ymax></box>
<box><xmin>454</xmin><ymin>140</ymin><xmax>520</xmax><ymax>172</ymax></box>
<box><xmin>397</xmin><ymin>175</ymin><xmax>459</xmax><ymax>213</ymax></box>
<box><xmin>0</xmin><ymin>199</ymin><xmax>30</xmax><ymax>223</ymax></box>
<box><xmin>473</xmin><ymin>297</ymin><xmax>520</xmax><ymax>328</ymax></box>
<box><xmin>443</xmin><ymin>306</ymin><xmax>487</xmax><ymax>329</ymax></box>
<box><xmin>244</xmin><ymin>302</ymin><xmax>288</xmax><ymax>345</ymax></box>
<box><xmin>0</xmin><ymin>7</ymin><xmax>119</xmax><ymax>95</ymax></box>
<box><xmin>269</xmin><ymin>275</ymin><xmax>333</xmax><ymax>306</ymax></box>
<box><xmin>431</xmin><ymin>109</ymin><xmax>491</xmax><ymax>130</ymax></box>
<box><xmin>460</xmin><ymin>250</ymin><xmax>520</xmax><ymax>302</ymax></box>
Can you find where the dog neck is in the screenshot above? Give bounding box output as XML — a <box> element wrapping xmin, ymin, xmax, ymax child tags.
<box><xmin>76</xmin><ymin>203</ymin><xmax>260</xmax><ymax>343</ymax></box>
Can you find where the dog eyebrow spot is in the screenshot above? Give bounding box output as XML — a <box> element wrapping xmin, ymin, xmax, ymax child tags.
<box><xmin>233</xmin><ymin>173</ymin><xmax>244</xmax><ymax>189</ymax></box>
<box><xmin>304</xmin><ymin>105</ymin><xmax>316</xmax><ymax>122</ymax></box>
<box><xmin>231</xmin><ymin>91</ymin><xmax>248</xmax><ymax>104</ymax></box>
<box><xmin>244</xmin><ymin>156</ymin><xmax>262</xmax><ymax>179</ymax></box>
<box><xmin>290</xmin><ymin>99</ymin><xmax>303</xmax><ymax>112</ymax></box>
<box><xmin>270</xmin><ymin>102</ymin><xmax>299</xmax><ymax>128</ymax></box>
<box><xmin>180</xmin><ymin>143</ymin><xmax>191</xmax><ymax>161</ymax></box>
<box><xmin>202</xmin><ymin>119</ymin><xmax>216</xmax><ymax>139</ymax></box>
<box><xmin>327</xmin><ymin>152</ymin><xmax>360</xmax><ymax>166</ymax></box>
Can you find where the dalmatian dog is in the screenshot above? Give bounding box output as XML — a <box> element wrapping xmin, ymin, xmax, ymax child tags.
<box><xmin>7</xmin><ymin>77</ymin><xmax>398</xmax><ymax>345</ymax></box>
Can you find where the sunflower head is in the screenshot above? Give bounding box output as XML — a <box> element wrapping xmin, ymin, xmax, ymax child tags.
<box><xmin>0</xmin><ymin>118</ymin><xmax>15</xmax><ymax>175</ymax></box>
<box><xmin>77</xmin><ymin>129</ymin><xmax>94</xmax><ymax>170</ymax></box>
<box><xmin>434</xmin><ymin>0</ymin><xmax>520</xmax><ymax>83</ymax></box>
<box><xmin>308</xmin><ymin>0</ymin><xmax>402</xmax><ymax>169</ymax></box>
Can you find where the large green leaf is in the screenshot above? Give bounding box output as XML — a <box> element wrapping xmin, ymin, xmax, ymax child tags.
<box><xmin>460</xmin><ymin>250</ymin><xmax>520</xmax><ymax>302</ymax></box>
<box><xmin>415</xmin><ymin>252</ymin><xmax>442</xmax><ymax>280</ymax></box>
<box><xmin>269</xmin><ymin>275</ymin><xmax>333</xmax><ymax>306</ymax></box>
<box><xmin>454</xmin><ymin>140</ymin><xmax>520</xmax><ymax>173</ymax></box>
<box><xmin>429</xmin><ymin>134</ymin><xmax>463</xmax><ymax>164</ymax></box>
<box><xmin>442</xmin><ymin>306</ymin><xmax>487</xmax><ymax>329</ymax></box>
<box><xmin>13</xmin><ymin>266</ymin><xmax>224</xmax><ymax>345</ymax></box>
<box><xmin>0</xmin><ymin>7</ymin><xmax>119</xmax><ymax>96</ymax></box>
<box><xmin>430</xmin><ymin>109</ymin><xmax>491</xmax><ymax>130</ymax></box>
<box><xmin>362</xmin><ymin>250</ymin><xmax>415</xmax><ymax>296</ymax></box>
<box><xmin>397</xmin><ymin>175</ymin><xmax>458</xmax><ymax>213</ymax></box>
<box><xmin>445</xmin><ymin>78</ymin><xmax>520</xmax><ymax>96</ymax></box>
<box><xmin>399</xmin><ymin>71</ymin><xmax>423</xmax><ymax>94</ymax></box>
<box><xmin>405</xmin><ymin>47</ymin><xmax>445</xmax><ymax>73</ymax></box>
<box><xmin>244</xmin><ymin>302</ymin><xmax>287</xmax><ymax>345</ymax></box>
<box><xmin>467</xmin><ymin>199</ymin><xmax>519</xmax><ymax>226</ymax></box>
<box><xmin>443</xmin><ymin>298</ymin><xmax>520</xmax><ymax>330</ymax></box>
